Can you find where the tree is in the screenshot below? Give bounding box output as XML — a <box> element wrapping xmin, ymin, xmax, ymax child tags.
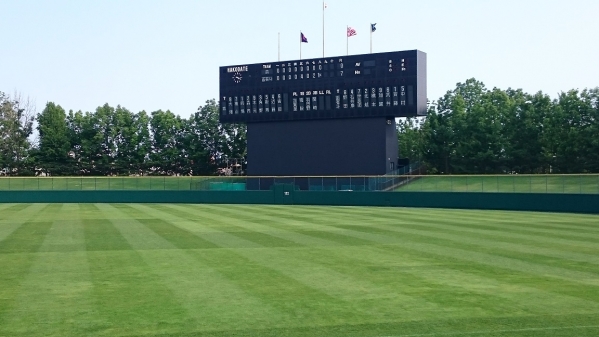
<box><xmin>420</xmin><ymin>105</ymin><xmax>453</xmax><ymax>173</ymax></box>
<box><xmin>547</xmin><ymin>89</ymin><xmax>599</xmax><ymax>173</ymax></box>
<box><xmin>421</xmin><ymin>79</ymin><xmax>489</xmax><ymax>174</ymax></box>
<box><xmin>457</xmin><ymin>88</ymin><xmax>510</xmax><ymax>173</ymax></box>
<box><xmin>503</xmin><ymin>90</ymin><xmax>550</xmax><ymax>173</ymax></box>
<box><xmin>35</xmin><ymin>102</ymin><xmax>71</xmax><ymax>175</ymax></box>
<box><xmin>66</xmin><ymin>110</ymin><xmax>93</xmax><ymax>175</ymax></box>
<box><xmin>0</xmin><ymin>91</ymin><xmax>34</xmax><ymax>175</ymax></box>
<box><xmin>186</xmin><ymin>100</ymin><xmax>247</xmax><ymax>175</ymax></box>
<box><xmin>397</xmin><ymin>117</ymin><xmax>423</xmax><ymax>164</ymax></box>
<box><xmin>149</xmin><ymin>109</ymin><xmax>186</xmax><ymax>175</ymax></box>
<box><xmin>112</xmin><ymin>107</ymin><xmax>151</xmax><ymax>175</ymax></box>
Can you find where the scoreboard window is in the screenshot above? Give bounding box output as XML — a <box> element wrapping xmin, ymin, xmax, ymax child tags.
<box><xmin>219</xmin><ymin>50</ymin><xmax>426</xmax><ymax>123</ymax></box>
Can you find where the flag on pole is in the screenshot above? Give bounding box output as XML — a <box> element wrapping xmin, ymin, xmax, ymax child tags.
<box><xmin>371</xmin><ymin>23</ymin><xmax>377</xmax><ymax>33</ymax></box>
<box><xmin>323</xmin><ymin>2</ymin><xmax>327</xmax><ymax>9</ymax></box>
<box><xmin>347</xmin><ymin>26</ymin><xmax>357</xmax><ymax>37</ymax></box>
<box><xmin>301</xmin><ymin>32</ymin><xmax>308</xmax><ymax>43</ymax></box>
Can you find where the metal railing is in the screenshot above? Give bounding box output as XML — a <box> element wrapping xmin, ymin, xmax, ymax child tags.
<box><xmin>394</xmin><ymin>174</ymin><xmax>599</xmax><ymax>194</ymax></box>
<box><xmin>0</xmin><ymin>174</ymin><xmax>597</xmax><ymax>194</ymax></box>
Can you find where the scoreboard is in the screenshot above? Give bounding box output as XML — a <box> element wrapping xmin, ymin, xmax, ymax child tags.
<box><xmin>219</xmin><ymin>50</ymin><xmax>426</xmax><ymax>123</ymax></box>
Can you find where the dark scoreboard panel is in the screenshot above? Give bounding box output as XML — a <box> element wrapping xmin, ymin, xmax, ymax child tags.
<box><xmin>219</xmin><ymin>50</ymin><xmax>426</xmax><ymax>123</ymax></box>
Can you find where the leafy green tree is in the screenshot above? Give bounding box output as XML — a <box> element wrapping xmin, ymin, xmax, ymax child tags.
<box><xmin>66</xmin><ymin>110</ymin><xmax>91</xmax><ymax>174</ymax></box>
<box><xmin>35</xmin><ymin>102</ymin><xmax>72</xmax><ymax>175</ymax></box>
<box><xmin>397</xmin><ymin>117</ymin><xmax>423</xmax><ymax>164</ymax></box>
<box><xmin>186</xmin><ymin>100</ymin><xmax>247</xmax><ymax>175</ymax></box>
<box><xmin>150</xmin><ymin>109</ymin><xmax>186</xmax><ymax>175</ymax></box>
<box><xmin>548</xmin><ymin>89</ymin><xmax>599</xmax><ymax>173</ymax></box>
<box><xmin>92</xmin><ymin>104</ymin><xmax>118</xmax><ymax>175</ymax></box>
<box><xmin>66</xmin><ymin>106</ymin><xmax>114</xmax><ymax>176</ymax></box>
<box><xmin>503</xmin><ymin>90</ymin><xmax>551</xmax><ymax>173</ymax></box>
<box><xmin>0</xmin><ymin>92</ymin><xmax>34</xmax><ymax>175</ymax></box>
<box><xmin>458</xmin><ymin>88</ymin><xmax>510</xmax><ymax>173</ymax></box>
<box><xmin>112</xmin><ymin>107</ymin><xmax>151</xmax><ymax>175</ymax></box>
<box><xmin>421</xmin><ymin>79</ymin><xmax>488</xmax><ymax>174</ymax></box>
<box><xmin>420</xmin><ymin>105</ymin><xmax>453</xmax><ymax>173</ymax></box>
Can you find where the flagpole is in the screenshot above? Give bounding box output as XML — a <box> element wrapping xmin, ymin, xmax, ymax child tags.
<box><xmin>346</xmin><ymin>26</ymin><xmax>348</xmax><ymax>56</ymax></box>
<box><xmin>370</xmin><ymin>25</ymin><xmax>372</xmax><ymax>53</ymax></box>
<box><xmin>278</xmin><ymin>32</ymin><xmax>280</xmax><ymax>61</ymax></box>
<box><xmin>322</xmin><ymin>1</ymin><xmax>325</xmax><ymax>58</ymax></box>
<box><xmin>300</xmin><ymin>31</ymin><xmax>302</xmax><ymax>60</ymax></box>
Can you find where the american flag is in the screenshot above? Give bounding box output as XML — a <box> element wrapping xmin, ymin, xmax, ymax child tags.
<box><xmin>347</xmin><ymin>26</ymin><xmax>357</xmax><ymax>37</ymax></box>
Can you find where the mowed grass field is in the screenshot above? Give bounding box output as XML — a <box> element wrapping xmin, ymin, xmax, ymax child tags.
<box><xmin>397</xmin><ymin>175</ymin><xmax>599</xmax><ymax>194</ymax></box>
<box><xmin>1</xmin><ymin>204</ymin><xmax>599</xmax><ymax>337</ymax></box>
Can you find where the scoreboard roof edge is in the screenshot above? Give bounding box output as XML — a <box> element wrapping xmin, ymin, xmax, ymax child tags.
<box><xmin>219</xmin><ymin>49</ymin><xmax>427</xmax><ymax>123</ymax></box>
<box><xmin>219</xmin><ymin>49</ymin><xmax>425</xmax><ymax>69</ymax></box>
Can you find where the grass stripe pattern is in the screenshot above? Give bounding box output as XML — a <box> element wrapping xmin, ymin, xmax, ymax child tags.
<box><xmin>0</xmin><ymin>204</ymin><xmax>598</xmax><ymax>336</ymax></box>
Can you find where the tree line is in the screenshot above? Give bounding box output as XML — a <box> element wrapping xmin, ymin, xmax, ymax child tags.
<box><xmin>0</xmin><ymin>94</ymin><xmax>245</xmax><ymax>176</ymax></box>
<box><xmin>398</xmin><ymin>78</ymin><xmax>599</xmax><ymax>174</ymax></box>
<box><xmin>2</xmin><ymin>77</ymin><xmax>598</xmax><ymax>176</ymax></box>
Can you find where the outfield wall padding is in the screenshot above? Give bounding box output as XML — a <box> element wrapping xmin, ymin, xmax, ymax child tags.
<box><xmin>0</xmin><ymin>190</ymin><xmax>597</xmax><ymax>214</ymax></box>
<box><xmin>291</xmin><ymin>191</ymin><xmax>599</xmax><ymax>214</ymax></box>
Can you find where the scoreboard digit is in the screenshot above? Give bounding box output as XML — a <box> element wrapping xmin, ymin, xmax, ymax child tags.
<box><xmin>219</xmin><ymin>50</ymin><xmax>426</xmax><ymax>123</ymax></box>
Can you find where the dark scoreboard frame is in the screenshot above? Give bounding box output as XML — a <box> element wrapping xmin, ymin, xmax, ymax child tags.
<box><xmin>219</xmin><ymin>50</ymin><xmax>427</xmax><ymax>123</ymax></box>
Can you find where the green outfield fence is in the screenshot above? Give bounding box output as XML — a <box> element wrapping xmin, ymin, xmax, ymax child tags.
<box><xmin>0</xmin><ymin>174</ymin><xmax>598</xmax><ymax>194</ymax></box>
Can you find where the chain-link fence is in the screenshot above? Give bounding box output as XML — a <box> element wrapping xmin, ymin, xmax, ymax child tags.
<box><xmin>0</xmin><ymin>174</ymin><xmax>598</xmax><ymax>193</ymax></box>
<box><xmin>395</xmin><ymin>174</ymin><xmax>599</xmax><ymax>194</ymax></box>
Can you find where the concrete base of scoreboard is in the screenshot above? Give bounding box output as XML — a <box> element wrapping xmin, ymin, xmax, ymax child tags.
<box><xmin>246</xmin><ymin>117</ymin><xmax>398</xmax><ymax>177</ymax></box>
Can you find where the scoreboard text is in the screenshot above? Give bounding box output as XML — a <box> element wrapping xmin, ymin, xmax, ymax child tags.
<box><xmin>219</xmin><ymin>50</ymin><xmax>426</xmax><ymax>123</ymax></box>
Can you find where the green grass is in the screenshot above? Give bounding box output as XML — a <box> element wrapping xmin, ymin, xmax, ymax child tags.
<box><xmin>397</xmin><ymin>175</ymin><xmax>599</xmax><ymax>193</ymax></box>
<box><xmin>1</xmin><ymin>204</ymin><xmax>599</xmax><ymax>336</ymax></box>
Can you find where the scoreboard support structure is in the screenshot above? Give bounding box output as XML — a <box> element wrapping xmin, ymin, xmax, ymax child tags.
<box><xmin>220</xmin><ymin>50</ymin><xmax>426</xmax><ymax>185</ymax></box>
<box><xmin>246</xmin><ymin>117</ymin><xmax>398</xmax><ymax>176</ymax></box>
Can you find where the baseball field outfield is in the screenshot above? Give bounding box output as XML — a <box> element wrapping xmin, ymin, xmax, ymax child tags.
<box><xmin>0</xmin><ymin>203</ymin><xmax>598</xmax><ymax>336</ymax></box>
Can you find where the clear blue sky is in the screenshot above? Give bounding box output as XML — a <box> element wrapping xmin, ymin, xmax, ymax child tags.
<box><xmin>2</xmin><ymin>0</ymin><xmax>598</xmax><ymax>117</ymax></box>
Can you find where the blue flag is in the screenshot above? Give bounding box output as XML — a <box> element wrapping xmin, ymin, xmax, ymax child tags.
<box><xmin>371</xmin><ymin>23</ymin><xmax>377</xmax><ymax>33</ymax></box>
<box><xmin>301</xmin><ymin>32</ymin><xmax>308</xmax><ymax>43</ymax></box>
